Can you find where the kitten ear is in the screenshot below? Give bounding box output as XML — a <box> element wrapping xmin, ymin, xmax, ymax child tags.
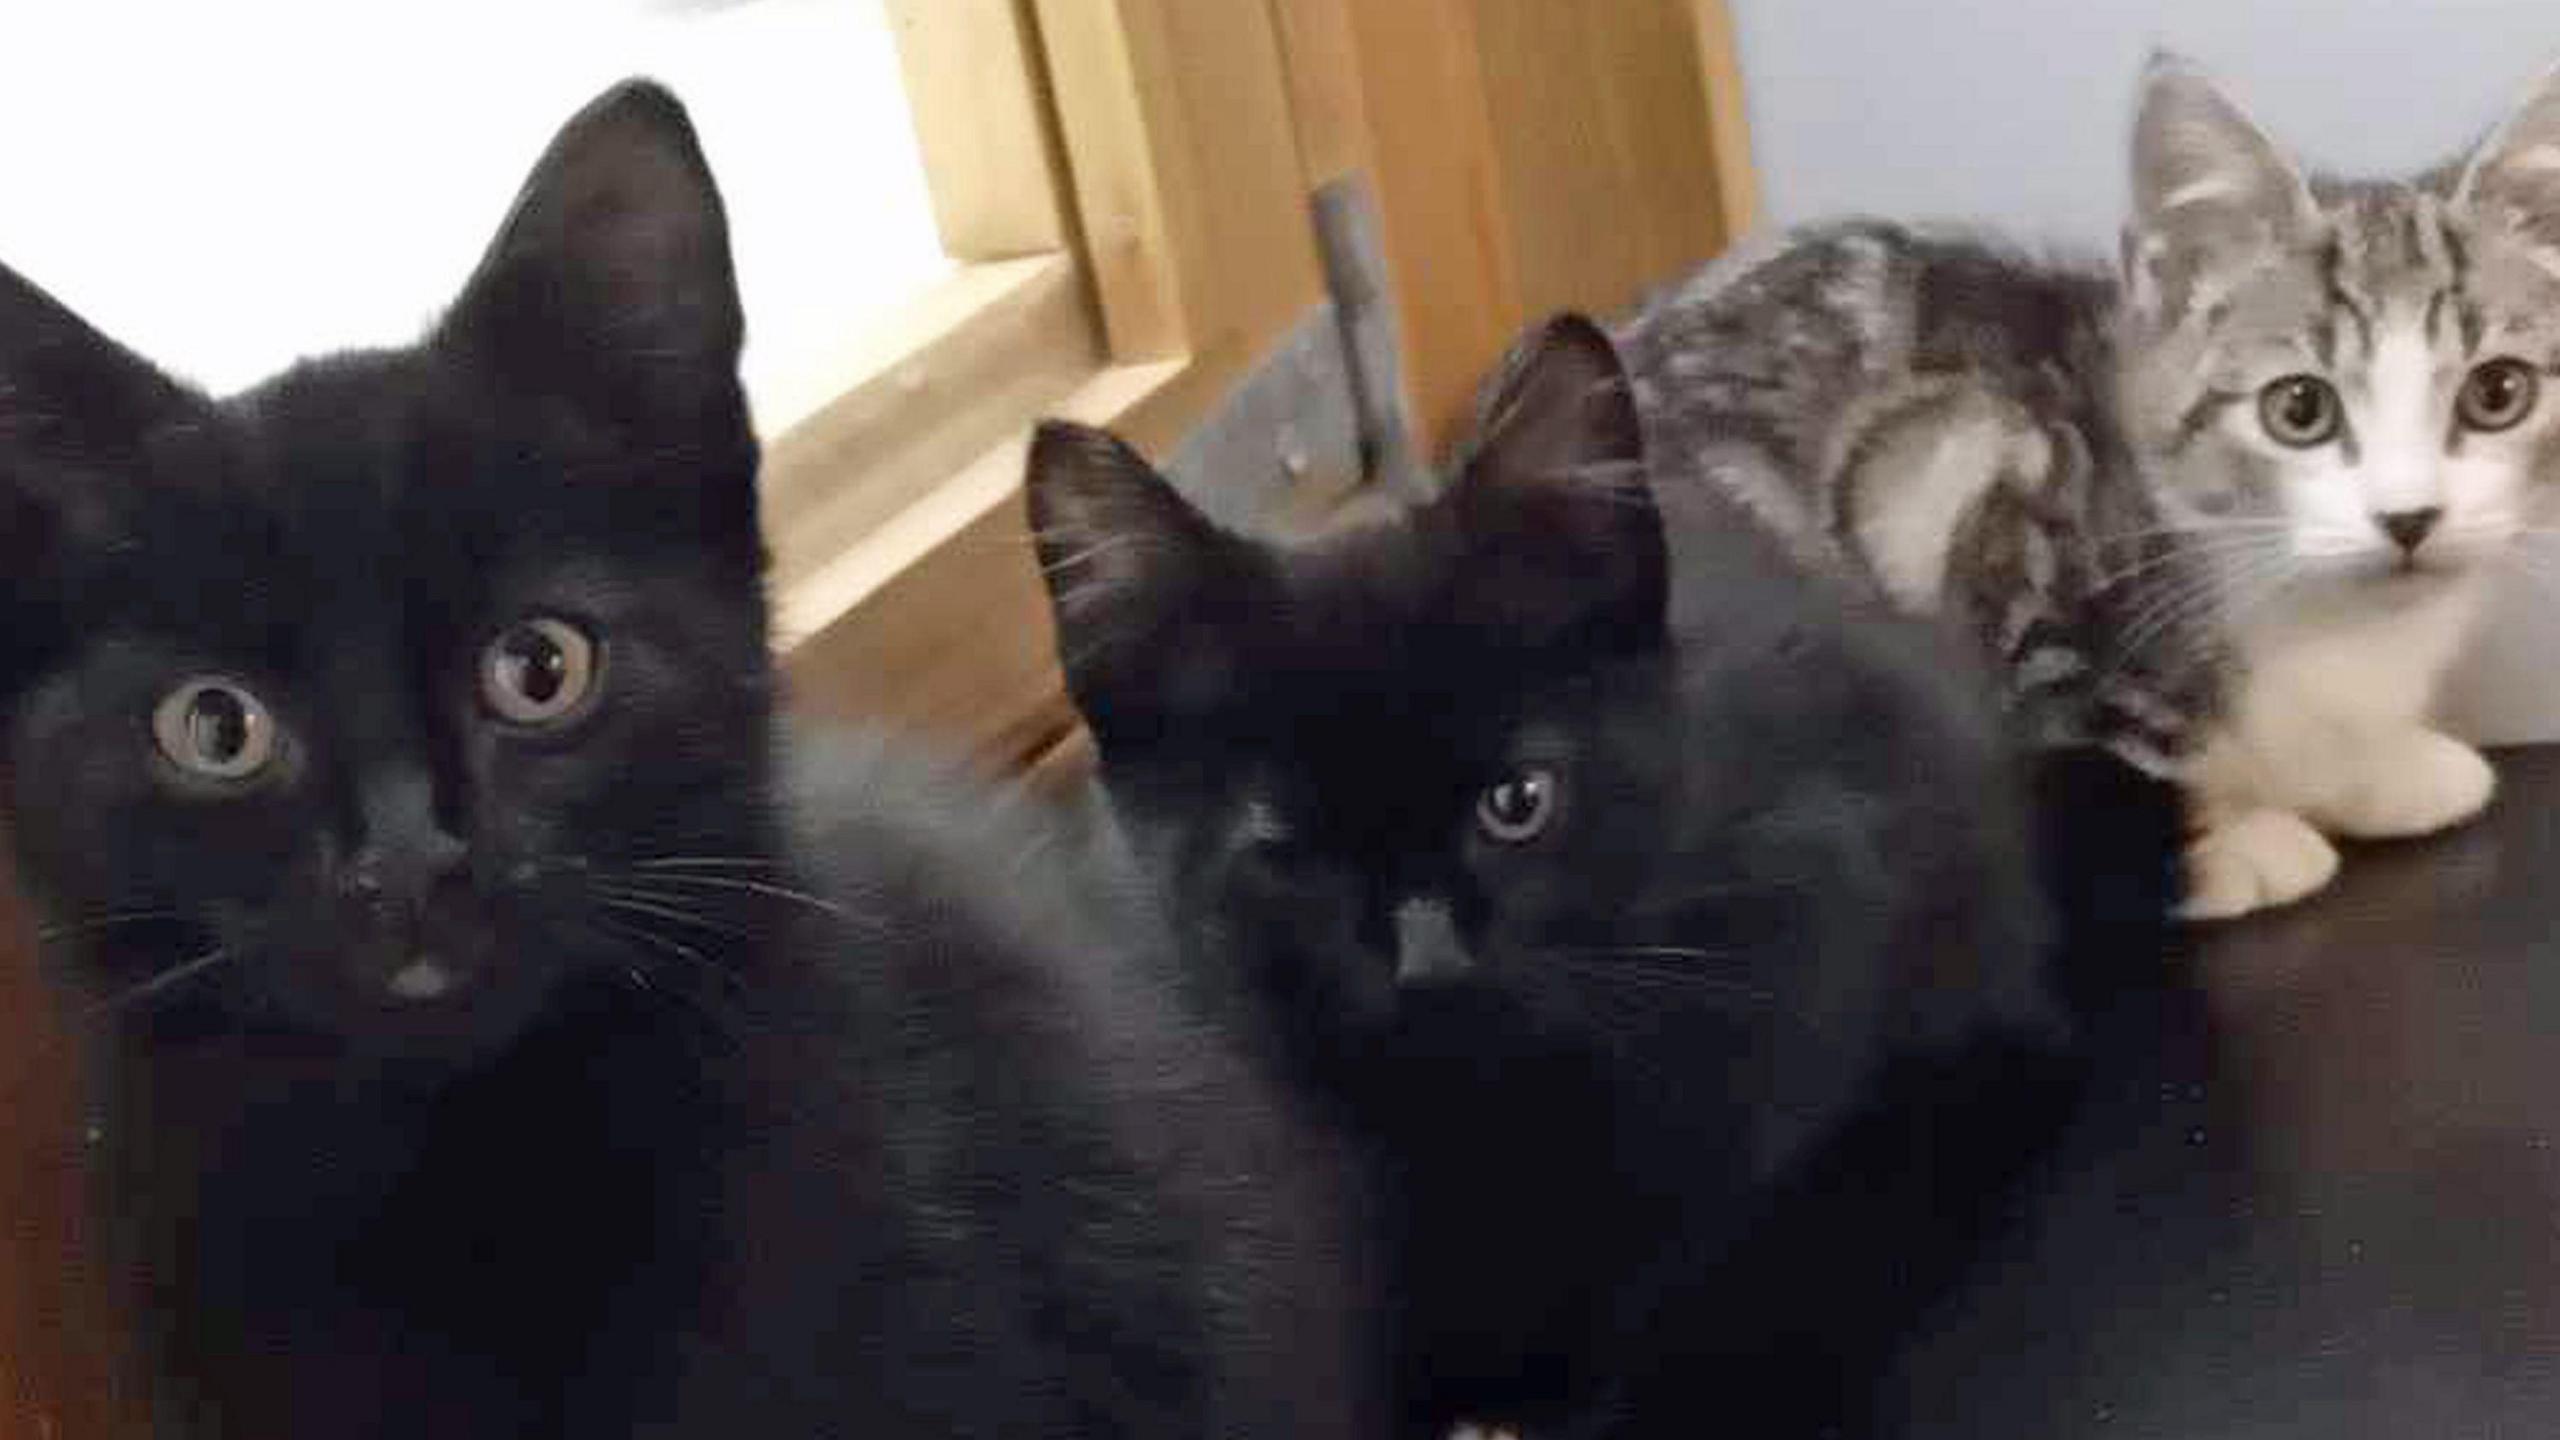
<box><xmin>1447</xmin><ymin>313</ymin><xmax>1666</xmax><ymax>647</ymax></box>
<box><xmin>1025</xmin><ymin>421</ymin><xmax>1249</xmax><ymax>746</ymax></box>
<box><xmin>0</xmin><ymin>261</ymin><xmax>195</xmax><ymax>571</ymax></box>
<box><xmin>2454</xmin><ymin>59</ymin><xmax>2560</xmax><ymax>241</ymax></box>
<box><xmin>438</xmin><ymin>79</ymin><xmax>747</xmax><ymax>444</ymax></box>
<box><xmin>2125</xmin><ymin>53</ymin><xmax>2318</xmax><ymax>312</ymax></box>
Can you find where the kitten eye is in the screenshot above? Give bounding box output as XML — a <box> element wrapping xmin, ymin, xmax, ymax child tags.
<box><xmin>481</xmin><ymin>616</ymin><xmax>600</xmax><ymax>727</ymax></box>
<box><xmin>151</xmin><ymin>678</ymin><xmax>278</xmax><ymax>784</ymax></box>
<box><xmin>2257</xmin><ymin>374</ymin><xmax>2341</xmax><ymax>448</ymax></box>
<box><xmin>2457</xmin><ymin>357</ymin><xmax>2538</xmax><ymax>433</ymax></box>
<box><xmin>1475</xmin><ymin>766</ymin><xmax>1560</xmax><ymax>845</ymax></box>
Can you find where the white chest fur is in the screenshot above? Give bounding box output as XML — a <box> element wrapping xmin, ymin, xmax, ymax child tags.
<box><xmin>2177</xmin><ymin>570</ymin><xmax>2500</xmax><ymax>920</ymax></box>
<box><xmin>2231</xmin><ymin>573</ymin><xmax>2490</xmax><ymax>735</ymax></box>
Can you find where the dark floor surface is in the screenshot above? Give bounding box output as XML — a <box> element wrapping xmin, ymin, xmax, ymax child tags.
<box><xmin>1892</xmin><ymin>748</ymin><xmax>2560</xmax><ymax>1438</ymax></box>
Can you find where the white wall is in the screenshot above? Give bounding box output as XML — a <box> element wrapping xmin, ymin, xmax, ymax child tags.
<box><xmin>1729</xmin><ymin>0</ymin><xmax>2560</xmax><ymax>742</ymax></box>
<box><xmin>0</xmin><ymin>0</ymin><xmax>949</xmax><ymax>435</ymax></box>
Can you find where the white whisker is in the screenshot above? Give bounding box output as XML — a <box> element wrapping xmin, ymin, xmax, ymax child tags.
<box><xmin>1543</xmin><ymin>952</ymin><xmax>1777</xmax><ymax>1003</ymax></box>
<box><xmin>602</xmin><ymin>871</ymin><xmax>861</xmax><ymax>924</ymax></box>
<box><xmin>2111</xmin><ymin>543</ymin><xmax>2296</xmax><ymax>669</ymax></box>
<box><xmin>2086</xmin><ymin>527</ymin><xmax>2286</xmax><ymax>592</ymax></box>
<box><xmin>592</xmin><ymin>890</ymin><xmax>753</xmax><ymax>939</ymax></box>
<box><xmin>84</xmin><ymin>947</ymin><xmax>232</xmax><ymax>1020</ymax></box>
<box><xmin>37</xmin><ymin>909</ymin><xmax>183</xmax><ymax>945</ymax></box>
<box><xmin>1560</xmin><ymin>944</ymin><xmax>1741</xmax><ymax>962</ymax></box>
<box><xmin>2094</xmin><ymin>517</ymin><xmax>2289</xmax><ymax>555</ymax></box>
<box><xmin>592</xmin><ymin>915</ymin><xmax>738</xmax><ymax>992</ymax></box>
<box><xmin>629</xmin><ymin>856</ymin><xmax>783</xmax><ymax>871</ymax></box>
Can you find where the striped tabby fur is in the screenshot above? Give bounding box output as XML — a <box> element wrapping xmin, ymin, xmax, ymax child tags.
<box><xmin>1621</xmin><ymin>54</ymin><xmax>2560</xmax><ymax>918</ymax></box>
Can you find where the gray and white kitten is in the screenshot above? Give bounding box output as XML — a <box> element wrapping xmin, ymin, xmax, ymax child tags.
<box><xmin>1621</xmin><ymin>54</ymin><xmax>2560</xmax><ymax>919</ymax></box>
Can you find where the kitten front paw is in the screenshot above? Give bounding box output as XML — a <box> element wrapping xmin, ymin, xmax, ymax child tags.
<box><xmin>2180</xmin><ymin>809</ymin><xmax>2339</xmax><ymax>922</ymax></box>
<box><xmin>2317</xmin><ymin>729</ymin><xmax>2496</xmax><ymax>840</ymax></box>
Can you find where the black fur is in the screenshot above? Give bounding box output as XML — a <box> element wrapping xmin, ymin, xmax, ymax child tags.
<box><xmin>1031</xmin><ymin>316</ymin><xmax>2074</xmax><ymax>1436</ymax></box>
<box><xmin>0</xmin><ymin>82</ymin><xmax>1387</xmax><ymax>1438</ymax></box>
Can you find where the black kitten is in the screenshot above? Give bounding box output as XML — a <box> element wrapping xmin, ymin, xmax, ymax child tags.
<box><xmin>1030</xmin><ymin>317</ymin><xmax>2069</xmax><ymax>1436</ymax></box>
<box><xmin>0</xmin><ymin>83</ymin><xmax>1388</xmax><ymax>1438</ymax></box>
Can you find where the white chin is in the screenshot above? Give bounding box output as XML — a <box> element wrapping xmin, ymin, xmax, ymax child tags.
<box><xmin>2375</xmin><ymin>555</ymin><xmax>2456</xmax><ymax>579</ymax></box>
<box><xmin>2404</xmin><ymin>541</ymin><xmax>2501</xmax><ymax>578</ymax></box>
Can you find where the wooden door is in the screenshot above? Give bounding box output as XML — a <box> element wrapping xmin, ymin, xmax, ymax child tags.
<box><xmin>0</xmin><ymin>865</ymin><xmax>139</xmax><ymax>1436</ymax></box>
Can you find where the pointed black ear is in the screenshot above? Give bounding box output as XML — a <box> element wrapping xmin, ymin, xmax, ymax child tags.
<box><xmin>438</xmin><ymin>80</ymin><xmax>747</xmax><ymax>446</ymax></box>
<box><xmin>0</xmin><ymin>264</ymin><xmax>191</xmax><ymax>457</ymax></box>
<box><xmin>1026</xmin><ymin>420</ymin><xmax>1251</xmax><ymax>748</ymax></box>
<box><xmin>1445</xmin><ymin>313</ymin><xmax>1664</xmax><ymax>648</ymax></box>
<box><xmin>0</xmin><ymin>261</ymin><xmax>197</xmax><ymax>577</ymax></box>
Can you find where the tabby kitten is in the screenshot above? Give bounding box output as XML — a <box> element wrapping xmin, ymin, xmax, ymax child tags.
<box><xmin>1621</xmin><ymin>55</ymin><xmax>2560</xmax><ymax>919</ymax></box>
<box><xmin>1031</xmin><ymin>317</ymin><xmax>2063</xmax><ymax>1436</ymax></box>
<box><xmin>0</xmin><ymin>82</ymin><xmax>1387</xmax><ymax>1437</ymax></box>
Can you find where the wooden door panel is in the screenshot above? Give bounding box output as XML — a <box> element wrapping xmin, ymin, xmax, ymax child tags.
<box><xmin>0</xmin><ymin>861</ymin><xmax>140</xmax><ymax>1436</ymax></box>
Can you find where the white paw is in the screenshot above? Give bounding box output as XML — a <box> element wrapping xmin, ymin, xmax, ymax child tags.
<box><xmin>2180</xmin><ymin>809</ymin><xmax>2340</xmax><ymax>922</ymax></box>
<box><xmin>2317</xmin><ymin>730</ymin><xmax>2496</xmax><ymax>840</ymax></box>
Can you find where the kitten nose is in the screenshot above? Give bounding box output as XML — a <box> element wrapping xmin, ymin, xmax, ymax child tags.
<box><xmin>344</xmin><ymin>770</ymin><xmax>467</xmax><ymax>913</ymax></box>
<box><xmin>2376</xmin><ymin>507</ymin><xmax>2442</xmax><ymax>554</ymax></box>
